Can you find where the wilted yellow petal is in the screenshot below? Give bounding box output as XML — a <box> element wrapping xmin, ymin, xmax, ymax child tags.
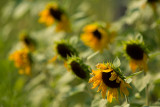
<box><xmin>109</xmin><ymin>71</ymin><xmax>117</xmax><ymax>81</ymax></box>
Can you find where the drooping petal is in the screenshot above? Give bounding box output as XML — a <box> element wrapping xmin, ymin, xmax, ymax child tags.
<box><xmin>89</xmin><ymin>73</ymin><xmax>101</xmax><ymax>83</ymax></box>
<box><xmin>101</xmin><ymin>82</ymin><xmax>107</xmax><ymax>99</ymax></box>
<box><xmin>120</xmin><ymin>80</ymin><xmax>129</xmax><ymax>96</ymax></box>
<box><xmin>107</xmin><ymin>89</ymin><xmax>113</xmax><ymax>102</ymax></box>
<box><xmin>112</xmin><ymin>88</ymin><xmax>118</xmax><ymax>101</ymax></box>
<box><xmin>92</xmin><ymin>80</ymin><xmax>101</xmax><ymax>89</ymax></box>
<box><xmin>48</xmin><ymin>55</ymin><xmax>58</xmax><ymax>63</ymax></box>
<box><xmin>96</xmin><ymin>63</ymin><xmax>107</xmax><ymax>69</ymax></box>
<box><xmin>129</xmin><ymin>60</ymin><xmax>138</xmax><ymax>72</ymax></box>
<box><xmin>109</xmin><ymin>71</ymin><xmax>117</xmax><ymax>81</ymax></box>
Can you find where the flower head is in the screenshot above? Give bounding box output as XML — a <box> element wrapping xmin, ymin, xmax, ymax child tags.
<box><xmin>89</xmin><ymin>62</ymin><xmax>131</xmax><ymax>103</ymax></box>
<box><xmin>141</xmin><ymin>0</ymin><xmax>160</xmax><ymax>11</ymax></box>
<box><xmin>55</xmin><ymin>41</ymin><xmax>78</xmax><ymax>60</ymax></box>
<box><xmin>20</xmin><ymin>32</ymin><xmax>35</xmax><ymax>52</ymax></box>
<box><xmin>147</xmin><ymin>0</ymin><xmax>159</xmax><ymax>10</ymax></box>
<box><xmin>9</xmin><ymin>49</ymin><xmax>32</xmax><ymax>75</ymax></box>
<box><xmin>124</xmin><ymin>39</ymin><xmax>148</xmax><ymax>72</ymax></box>
<box><xmin>147</xmin><ymin>0</ymin><xmax>159</xmax><ymax>3</ymax></box>
<box><xmin>67</xmin><ymin>57</ymin><xmax>90</xmax><ymax>80</ymax></box>
<box><xmin>39</xmin><ymin>3</ymin><xmax>70</xmax><ymax>32</ymax></box>
<box><xmin>81</xmin><ymin>23</ymin><xmax>114</xmax><ymax>51</ymax></box>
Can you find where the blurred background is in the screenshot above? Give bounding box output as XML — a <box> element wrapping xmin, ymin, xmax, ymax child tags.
<box><xmin>0</xmin><ymin>0</ymin><xmax>160</xmax><ymax>107</ymax></box>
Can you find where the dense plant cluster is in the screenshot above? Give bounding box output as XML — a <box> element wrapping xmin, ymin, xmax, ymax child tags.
<box><xmin>0</xmin><ymin>0</ymin><xmax>160</xmax><ymax>107</ymax></box>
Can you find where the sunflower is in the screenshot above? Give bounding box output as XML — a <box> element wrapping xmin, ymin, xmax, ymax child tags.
<box><xmin>9</xmin><ymin>49</ymin><xmax>32</xmax><ymax>75</ymax></box>
<box><xmin>89</xmin><ymin>63</ymin><xmax>131</xmax><ymax>103</ymax></box>
<box><xmin>142</xmin><ymin>0</ymin><xmax>160</xmax><ymax>11</ymax></box>
<box><xmin>147</xmin><ymin>0</ymin><xmax>160</xmax><ymax>10</ymax></box>
<box><xmin>39</xmin><ymin>3</ymin><xmax>70</xmax><ymax>32</ymax></box>
<box><xmin>124</xmin><ymin>40</ymin><xmax>148</xmax><ymax>72</ymax></box>
<box><xmin>67</xmin><ymin>57</ymin><xmax>90</xmax><ymax>80</ymax></box>
<box><xmin>81</xmin><ymin>23</ymin><xmax>115</xmax><ymax>51</ymax></box>
<box><xmin>20</xmin><ymin>32</ymin><xmax>35</xmax><ymax>52</ymax></box>
<box><xmin>49</xmin><ymin>41</ymin><xmax>78</xmax><ymax>63</ymax></box>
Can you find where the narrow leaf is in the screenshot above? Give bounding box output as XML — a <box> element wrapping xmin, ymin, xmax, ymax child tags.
<box><xmin>126</xmin><ymin>71</ymin><xmax>143</xmax><ymax>79</ymax></box>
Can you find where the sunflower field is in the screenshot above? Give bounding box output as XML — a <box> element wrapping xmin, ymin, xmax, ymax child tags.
<box><xmin>1</xmin><ymin>0</ymin><xmax>160</xmax><ymax>107</ymax></box>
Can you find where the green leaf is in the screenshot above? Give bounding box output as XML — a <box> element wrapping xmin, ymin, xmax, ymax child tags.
<box><xmin>132</xmin><ymin>73</ymin><xmax>151</xmax><ymax>92</ymax></box>
<box><xmin>87</xmin><ymin>51</ymin><xmax>100</xmax><ymax>61</ymax></box>
<box><xmin>113</xmin><ymin>57</ymin><xmax>120</xmax><ymax>68</ymax></box>
<box><xmin>149</xmin><ymin>51</ymin><xmax>160</xmax><ymax>58</ymax></box>
<box><xmin>91</xmin><ymin>94</ymin><xmax>107</xmax><ymax>107</ymax></box>
<box><xmin>125</xmin><ymin>78</ymin><xmax>132</xmax><ymax>84</ymax></box>
<box><xmin>13</xmin><ymin>2</ymin><xmax>30</xmax><ymax>19</ymax></box>
<box><xmin>136</xmin><ymin>33</ymin><xmax>143</xmax><ymax>43</ymax></box>
<box><xmin>67</xmin><ymin>83</ymin><xmax>86</xmax><ymax>96</ymax></box>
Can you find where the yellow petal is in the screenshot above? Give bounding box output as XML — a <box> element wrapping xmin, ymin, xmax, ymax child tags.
<box><xmin>48</xmin><ymin>55</ymin><xmax>57</xmax><ymax>63</ymax></box>
<box><xmin>92</xmin><ymin>80</ymin><xmax>101</xmax><ymax>89</ymax></box>
<box><xmin>97</xmin><ymin>82</ymin><xmax>103</xmax><ymax>92</ymax></box>
<box><xmin>129</xmin><ymin>60</ymin><xmax>138</xmax><ymax>72</ymax></box>
<box><xmin>102</xmin><ymin>69</ymin><xmax>112</xmax><ymax>73</ymax></box>
<box><xmin>96</xmin><ymin>63</ymin><xmax>107</xmax><ymax>69</ymax></box>
<box><xmin>107</xmin><ymin>89</ymin><xmax>113</xmax><ymax>103</ymax></box>
<box><xmin>25</xmin><ymin>66</ymin><xmax>31</xmax><ymax>75</ymax></box>
<box><xmin>120</xmin><ymin>81</ymin><xmax>129</xmax><ymax>96</ymax></box>
<box><xmin>109</xmin><ymin>71</ymin><xmax>117</xmax><ymax>81</ymax></box>
<box><xmin>19</xmin><ymin>69</ymin><xmax>24</xmax><ymax>74</ymax></box>
<box><xmin>83</xmin><ymin>24</ymin><xmax>97</xmax><ymax>32</ymax></box>
<box><xmin>101</xmin><ymin>82</ymin><xmax>107</xmax><ymax>99</ymax></box>
<box><xmin>89</xmin><ymin>73</ymin><xmax>101</xmax><ymax>83</ymax></box>
<box><xmin>116</xmin><ymin>77</ymin><xmax>121</xmax><ymax>83</ymax></box>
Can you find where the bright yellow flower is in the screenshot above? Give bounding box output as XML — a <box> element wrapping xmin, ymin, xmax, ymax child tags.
<box><xmin>124</xmin><ymin>41</ymin><xmax>148</xmax><ymax>72</ymax></box>
<box><xmin>81</xmin><ymin>23</ymin><xmax>115</xmax><ymax>51</ymax></box>
<box><xmin>89</xmin><ymin>63</ymin><xmax>131</xmax><ymax>103</ymax></box>
<box><xmin>9</xmin><ymin>49</ymin><xmax>31</xmax><ymax>75</ymax></box>
<box><xmin>39</xmin><ymin>3</ymin><xmax>70</xmax><ymax>32</ymax></box>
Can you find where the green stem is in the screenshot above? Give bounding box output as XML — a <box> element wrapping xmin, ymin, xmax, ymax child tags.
<box><xmin>125</xmin><ymin>95</ymin><xmax>129</xmax><ymax>104</ymax></box>
<box><xmin>144</xmin><ymin>72</ymin><xmax>149</xmax><ymax>106</ymax></box>
<box><xmin>145</xmin><ymin>84</ymin><xmax>149</xmax><ymax>106</ymax></box>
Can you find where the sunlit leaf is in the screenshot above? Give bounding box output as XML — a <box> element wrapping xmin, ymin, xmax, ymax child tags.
<box><xmin>113</xmin><ymin>57</ymin><xmax>120</xmax><ymax>68</ymax></box>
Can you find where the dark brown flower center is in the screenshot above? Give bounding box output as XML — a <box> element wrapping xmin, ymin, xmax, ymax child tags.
<box><xmin>23</xmin><ymin>37</ymin><xmax>31</xmax><ymax>46</ymax></box>
<box><xmin>70</xmin><ymin>61</ymin><xmax>87</xmax><ymax>79</ymax></box>
<box><xmin>93</xmin><ymin>29</ymin><xmax>102</xmax><ymax>40</ymax></box>
<box><xmin>57</xmin><ymin>44</ymin><xmax>74</xmax><ymax>59</ymax></box>
<box><xmin>126</xmin><ymin>44</ymin><xmax>144</xmax><ymax>60</ymax></box>
<box><xmin>49</xmin><ymin>8</ymin><xmax>62</xmax><ymax>21</ymax></box>
<box><xmin>147</xmin><ymin>0</ymin><xmax>158</xmax><ymax>3</ymax></box>
<box><xmin>102</xmin><ymin>71</ymin><xmax>120</xmax><ymax>88</ymax></box>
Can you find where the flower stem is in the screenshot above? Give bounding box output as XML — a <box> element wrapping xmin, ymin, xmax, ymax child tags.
<box><xmin>125</xmin><ymin>95</ymin><xmax>129</xmax><ymax>104</ymax></box>
<box><xmin>144</xmin><ymin>72</ymin><xmax>149</xmax><ymax>106</ymax></box>
<box><xmin>145</xmin><ymin>84</ymin><xmax>149</xmax><ymax>106</ymax></box>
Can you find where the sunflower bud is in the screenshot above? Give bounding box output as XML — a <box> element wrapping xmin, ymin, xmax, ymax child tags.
<box><xmin>67</xmin><ymin>57</ymin><xmax>90</xmax><ymax>80</ymax></box>
<box><xmin>20</xmin><ymin>32</ymin><xmax>36</xmax><ymax>52</ymax></box>
<box><xmin>124</xmin><ymin>38</ymin><xmax>148</xmax><ymax>72</ymax></box>
<box><xmin>55</xmin><ymin>41</ymin><xmax>78</xmax><ymax>60</ymax></box>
